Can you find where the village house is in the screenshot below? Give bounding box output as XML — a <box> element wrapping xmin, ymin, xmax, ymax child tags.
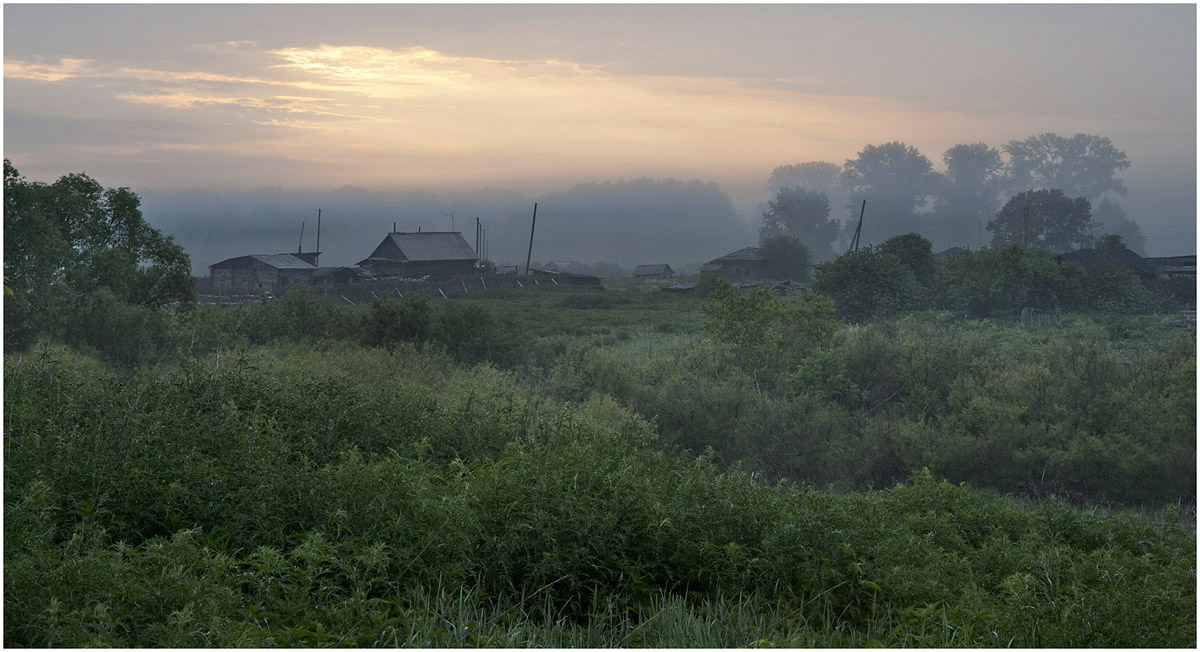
<box><xmin>356</xmin><ymin>231</ymin><xmax>478</xmax><ymax>279</ymax></box>
<box><xmin>208</xmin><ymin>253</ymin><xmax>319</xmax><ymax>291</ymax></box>
<box><xmin>699</xmin><ymin>247</ymin><xmax>769</xmax><ymax>280</ymax></box>
<box><xmin>1056</xmin><ymin>248</ymin><xmax>1159</xmax><ymax>278</ymax></box>
<box><xmin>634</xmin><ymin>264</ymin><xmax>674</xmax><ymax>280</ymax></box>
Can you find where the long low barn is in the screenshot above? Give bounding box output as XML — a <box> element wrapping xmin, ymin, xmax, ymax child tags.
<box><xmin>209</xmin><ymin>253</ymin><xmax>319</xmax><ymax>290</ymax></box>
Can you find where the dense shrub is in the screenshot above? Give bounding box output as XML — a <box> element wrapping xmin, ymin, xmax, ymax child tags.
<box><xmin>810</xmin><ymin>247</ymin><xmax>923</xmax><ymax>322</ymax></box>
<box><xmin>4</xmin><ymin>346</ymin><xmax>1193</xmax><ymax>647</ymax></box>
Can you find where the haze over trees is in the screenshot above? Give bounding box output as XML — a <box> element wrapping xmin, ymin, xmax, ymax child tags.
<box><xmin>839</xmin><ymin>141</ymin><xmax>941</xmax><ymax>244</ymax></box>
<box><xmin>759</xmin><ymin>187</ymin><xmax>839</xmax><ymax>263</ymax></box>
<box><xmin>764</xmin><ymin>132</ymin><xmax>1148</xmax><ymax>255</ymax></box>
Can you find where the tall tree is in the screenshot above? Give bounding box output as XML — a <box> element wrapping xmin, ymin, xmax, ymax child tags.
<box><xmin>840</xmin><ymin>142</ymin><xmax>940</xmax><ymax>244</ymax></box>
<box><xmin>933</xmin><ymin>142</ymin><xmax>1005</xmax><ymax>248</ymax></box>
<box><xmin>1004</xmin><ymin>133</ymin><xmax>1131</xmax><ymax>200</ymax></box>
<box><xmin>4</xmin><ymin>160</ymin><xmax>194</xmax><ymax>349</ymax></box>
<box><xmin>766</xmin><ymin>161</ymin><xmax>843</xmax><ymax>195</ymax></box>
<box><xmin>760</xmin><ymin>187</ymin><xmax>839</xmax><ymax>262</ymax></box>
<box><xmin>987</xmin><ymin>189</ymin><xmax>1094</xmax><ymax>253</ymax></box>
<box><xmin>1091</xmin><ymin>198</ymin><xmax>1147</xmax><ymax>255</ymax></box>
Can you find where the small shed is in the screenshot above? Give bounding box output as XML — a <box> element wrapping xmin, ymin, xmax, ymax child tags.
<box><xmin>634</xmin><ymin>264</ymin><xmax>674</xmax><ymax>280</ymax></box>
<box><xmin>357</xmin><ymin>231</ymin><xmax>477</xmax><ymax>279</ymax></box>
<box><xmin>700</xmin><ymin>247</ymin><xmax>769</xmax><ymax>280</ymax></box>
<box><xmin>209</xmin><ymin>254</ymin><xmax>317</xmax><ymax>290</ymax></box>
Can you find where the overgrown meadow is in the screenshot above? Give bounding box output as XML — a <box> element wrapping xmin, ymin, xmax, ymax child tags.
<box><xmin>4</xmin><ymin>275</ymin><xmax>1195</xmax><ymax>647</ymax></box>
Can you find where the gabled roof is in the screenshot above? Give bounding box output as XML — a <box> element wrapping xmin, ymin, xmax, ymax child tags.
<box><xmin>705</xmin><ymin>247</ymin><xmax>765</xmax><ymax>265</ymax></box>
<box><xmin>210</xmin><ymin>254</ymin><xmax>316</xmax><ymax>270</ymax></box>
<box><xmin>934</xmin><ymin>247</ymin><xmax>968</xmax><ymax>263</ymax></box>
<box><xmin>634</xmin><ymin>264</ymin><xmax>673</xmax><ymax>275</ymax></box>
<box><xmin>1057</xmin><ymin>248</ymin><xmax>1158</xmax><ymax>276</ymax></box>
<box><xmin>377</xmin><ymin>232</ymin><xmax>477</xmax><ymax>262</ymax></box>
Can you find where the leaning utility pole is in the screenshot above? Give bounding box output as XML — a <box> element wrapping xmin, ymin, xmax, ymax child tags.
<box><xmin>298</xmin><ymin>220</ymin><xmax>305</xmax><ymax>254</ymax></box>
<box><xmin>850</xmin><ymin>199</ymin><xmax>866</xmax><ymax>252</ymax></box>
<box><xmin>524</xmin><ymin>202</ymin><xmax>538</xmax><ymax>275</ymax></box>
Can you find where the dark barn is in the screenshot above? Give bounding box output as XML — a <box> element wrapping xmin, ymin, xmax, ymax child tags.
<box><xmin>634</xmin><ymin>264</ymin><xmax>675</xmax><ymax>280</ymax></box>
<box><xmin>357</xmin><ymin>231</ymin><xmax>478</xmax><ymax>279</ymax></box>
<box><xmin>209</xmin><ymin>254</ymin><xmax>318</xmax><ymax>291</ymax></box>
<box><xmin>700</xmin><ymin>247</ymin><xmax>769</xmax><ymax>281</ymax></box>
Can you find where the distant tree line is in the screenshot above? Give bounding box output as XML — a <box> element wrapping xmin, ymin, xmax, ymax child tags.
<box><xmin>762</xmin><ymin>133</ymin><xmax>1146</xmax><ymax>261</ymax></box>
<box><xmin>809</xmin><ymin>232</ymin><xmax>1191</xmax><ymax>323</ymax></box>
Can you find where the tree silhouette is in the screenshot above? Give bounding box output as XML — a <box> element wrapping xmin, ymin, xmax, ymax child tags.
<box><xmin>840</xmin><ymin>142</ymin><xmax>940</xmax><ymax>244</ymax></box>
<box><xmin>988</xmin><ymin>189</ymin><xmax>1094</xmax><ymax>253</ymax></box>
<box><xmin>1004</xmin><ymin>133</ymin><xmax>1131</xmax><ymax>200</ymax></box>
<box><xmin>934</xmin><ymin>142</ymin><xmax>1005</xmax><ymax>248</ymax></box>
<box><xmin>760</xmin><ymin>187</ymin><xmax>839</xmax><ymax>262</ymax></box>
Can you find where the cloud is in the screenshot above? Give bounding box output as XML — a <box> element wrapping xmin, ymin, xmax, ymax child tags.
<box><xmin>4</xmin><ymin>57</ymin><xmax>95</xmax><ymax>81</ymax></box>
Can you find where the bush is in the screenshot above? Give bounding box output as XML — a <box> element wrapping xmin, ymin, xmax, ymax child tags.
<box><xmin>811</xmin><ymin>248</ymin><xmax>922</xmax><ymax>322</ymax></box>
<box><xmin>364</xmin><ymin>294</ymin><xmax>431</xmax><ymax>348</ymax></box>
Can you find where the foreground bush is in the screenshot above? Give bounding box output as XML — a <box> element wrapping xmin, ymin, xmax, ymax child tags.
<box><xmin>5</xmin><ymin>345</ymin><xmax>1194</xmax><ymax>647</ymax></box>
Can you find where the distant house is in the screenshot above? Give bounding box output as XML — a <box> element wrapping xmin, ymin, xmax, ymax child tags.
<box><xmin>700</xmin><ymin>247</ymin><xmax>769</xmax><ymax>280</ymax></box>
<box><xmin>634</xmin><ymin>264</ymin><xmax>674</xmax><ymax>280</ymax></box>
<box><xmin>934</xmin><ymin>247</ymin><xmax>968</xmax><ymax>263</ymax></box>
<box><xmin>1145</xmin><ymin>254</ymin><xmax>1196</xmax><ymax>279</ymax></box>
<box><xmin>209</xmin><ymin>253</ymin><xmax>318</xmax><ymax>291</ymax></box>
<box><xmin>1056</xmin><ymin>248</ymin><xmax>1158</xmax><ymax>278</ymax></box>
<box><xmin>357</xmin><ymin>231</ymin><xmax>477</xmax><ymax>279</ymax></box>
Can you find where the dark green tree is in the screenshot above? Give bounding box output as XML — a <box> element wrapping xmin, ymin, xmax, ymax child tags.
<box><xmin>877</xmin><ymin>233</ymin><xmax>936</xmax><ymax>284</ymax></box>
<box><xmin>810</xmin><ymin>247</ymin><xmax>922</xmax><ymax>322</ymax></box>
<box><xmin>759</xmin><ymin>234</ymin><xmax>812</xmax><ymax>281</ymax></box>
<box><xmin>1004</xmin><ymin>133</ymin><xmax>1131</xmax><ymax>200</ymax></box>
<box><xmin>4</xmin><ymin>160</ymin><xmax>194</xmax><ymax>350</ymax></box>
<box><xmin>988</xmin><ymin>189</ymin><xmax>1094</xmax><ymax>253</ymax></box>
<box><xmin>760</xmin><ymin>188</ymin><xmax>839</xmax><ymax>262</ymax></box>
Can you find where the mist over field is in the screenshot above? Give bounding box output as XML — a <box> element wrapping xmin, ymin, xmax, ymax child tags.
<box><xmin>4</xmin><ymin>4</ymin><xmax>1196</xmax><ymax>648</ymax></box>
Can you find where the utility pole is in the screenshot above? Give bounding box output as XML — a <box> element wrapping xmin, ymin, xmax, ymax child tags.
<box><xmin>476</xmin><ymin>217</ymin><xmax>481</xmax><ymax>260</ymax></box>
<box><xmin>298</xmin><ymin>220</ymin><xmax>305</xmax><ymax>254</ymax></box>
<box><xmin>316</xmin><ymin>209</ymin><xmax>321</xmax><ymax>266</ymax></box>
<box><xmin>443</xmin><ymin>211</ymin><xmax>455</xmax><ymax>232</ymax></box>
<box><xmin>1022</xmin><ymin>206</ymin><xmax>1029</xmax><ymax>248</ymax></box>
<box><xmin>850</xmin><ymin>199</ymin><xmax>866</xmax><ymax>252</ymax></box>
<box><xmin>525</xmin><ymin>202</ymin><xmax>538</xmax><ymax>275</ymax></box>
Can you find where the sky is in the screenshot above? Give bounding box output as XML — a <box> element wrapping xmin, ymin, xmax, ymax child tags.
<box><xmin>3</xmin><ymin>3</ymin><xmax>1196</xmax><ymax>254</ymax></box>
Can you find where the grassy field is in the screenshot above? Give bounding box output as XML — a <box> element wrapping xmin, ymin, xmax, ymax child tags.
<box><xmin>4</xmin><ymin>280</ymin><xmax>1196</xmax><ymax>647</ymax></box>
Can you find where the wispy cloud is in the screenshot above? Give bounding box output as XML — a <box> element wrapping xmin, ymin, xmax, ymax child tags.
<box><xmin>5</xmin><ymin>57</ymin><xmax>95</xmax><ymax>81</ymax></box>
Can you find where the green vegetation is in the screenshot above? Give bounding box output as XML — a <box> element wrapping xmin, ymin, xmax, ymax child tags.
<box><xmin>4</xmin><ymin>165</ymin><xmax>1195</xmax><ymax>646</ymax></box>
<box><xmin>6</xmin><ymin>342</ymin><xmax>1194</xmax><ymax>647</ymax></box>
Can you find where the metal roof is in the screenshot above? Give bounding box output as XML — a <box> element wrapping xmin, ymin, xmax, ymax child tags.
<box><xmin>706</xmin><ymin>247</ymin><xmax>765</xmax><ymax>264</ymax></box>
<box><xmin>634</xmin><ymin>264</ymin><xmax>673</xmax><ymax>275</ymax></box>
<box><xmin>388</xmin><ymin>232</ymin><xmax>477</xmax><ymax>262</ymax></box>
<box><xmin>1057</xmin><ymin>248</ymin><xmax>1158</xmax><ymax>276</ymax></box>
<box><xmin>209</xmin><ymin>254</ymin><xmax>316</xmax><ymax>270</ymax></box>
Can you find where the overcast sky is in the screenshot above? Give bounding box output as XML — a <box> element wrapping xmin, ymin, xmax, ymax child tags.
<box><xmin>4</xmin><ymin>3</ymin><xmax>1196</xmax><ymax>251</ymax></box>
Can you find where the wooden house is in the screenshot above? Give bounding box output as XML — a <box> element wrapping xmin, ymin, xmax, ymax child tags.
<box><xmin>1056</xmin><ymin>248</ymin><xmax>1158</xmax><ymax>278</ymax></box>
<box><xmin>699</xmin><ymin>247</ymin><xmax>769</xmax><ymax>280</ymax></box>
<box><xmin>634</xmin><ymin>264</ymin><xmax>674</xmax><ymax>280</ymax></box>
<box><xmin>357</xmin><ymin>231</ymin><xmax>478</xmax><ymax>279</ymax></box>
<box><xmin>209</xmin><ymin>254</ymin><xmax>318</xmax><ymax>291</ymax></box>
